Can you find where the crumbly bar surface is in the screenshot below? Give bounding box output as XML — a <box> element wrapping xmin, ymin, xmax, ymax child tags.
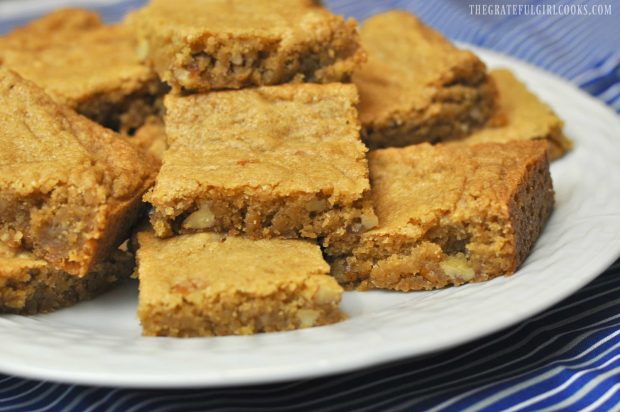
<box><xmin>448</xmin><ymin>69</ymin><xmax>572</xmax><ymax>160</ymax></box>
<box><xmin>145</xmin><ymin>83</ymin><xmax>376</xmax><ymax>255</ymax></box>
<box><xmin>353</xmin><ymin>11</ymin><xmax>497</xmax><ymax>149</ymax></box>
<box><xmin>0</xmin><ymin>242</ymin><xmax>133</xmax><ymax>315</ymax></box>
<box><xmin>331</xmin><ymin>141</ymin><xmax>554</xmax><ymax>291</ymax></box>
<box><xmin>127</xmin><ymin>0</ymin><xmax>365</xmax><ymax>92</ymax></box>
<box><xmin>0</xmin><ymin>8</ymin><xmax>167</xmax><ymax>133</ymax></box>
<box><xmin>136</xmin><ymin>231</ymin><xmax>344</xmax><ymax>337</ymax></box>
<box><xmin>0</xmin><ymin>68</ymin><xmax>156</xmax><ymax>276</ymax></box>
<box><xmin>128</xmin><ymin>116</ymin><xmax>167</xmax><ymax>165</ymax></box>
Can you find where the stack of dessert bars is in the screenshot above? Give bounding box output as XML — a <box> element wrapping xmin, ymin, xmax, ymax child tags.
<box><xmin>0</xmin><ymin>0</ymin><xmax>570</xmax><ymax>337</ymax></box>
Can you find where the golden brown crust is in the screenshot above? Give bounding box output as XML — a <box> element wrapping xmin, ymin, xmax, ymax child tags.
<box><xmin>0</xmin><ymin>8</ymin><xmax>102</xmax><ymax>49</ymax></box>
<box><xmin>353</xmin><ymin>11</ymin><xmax>497</xmax><ymax>149</ymax></box>
<box><xmin>127</xmin><ymin>116</ymin><xmax>167</xmax><ymax>166</ymax></box>
<box><xmin>0</xmin><ymin>68</ymin><xmax>157</xmax><ymax>276</ymax></box>
<box><xmin>0</xmin><ymin>242</ymin><xmax>133</xmax><ymax>315</ymax></box>
<box><xmin>448</xmin><ymin>69</ymin><xmax>572</xmax><ymax>160</ymax></box>
<box><xmin>136</xmin><ymin>231</ymin><xmax>343</xmax><ymax>337</ymax></box>
<box><xmin>331</xmin><ymin>140</ymin><xmax>554</xmax><ymax>291</ymax></box>
<box><xmin>127</xmin><ymin>0</ymin><xmax>365</xmax><ymax>91</ymax></box>
<box><xmin>0</xmin><ymin>8</ymin><xmax>167</xmax><ymax>133</ymax></box>
<box><xmin>145</xmin><ymin>83</ymin><xmax>376</xmax><ymax>254</ymax></box>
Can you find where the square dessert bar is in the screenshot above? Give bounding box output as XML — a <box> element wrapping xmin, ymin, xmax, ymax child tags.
<box><xmin>450</xmin><ymin>69</ymin><xmax>572</xmax><ymax>160</ymax></box>
<box><xmin>331</xmin><ymin>140</ymin><xmax>554</xmax><ymax>291</ymax></box>
<box><xmin>0</xmin><ymin>9</ymin><xmax>167</xmax><ymax>134</ymax></box>
<box><xmin>0</xmin><ymin>68</ymin><xmax>156</xmax><ymax>276</ymax></box>
<box><xmin>0</xmin><ymin>242</ymin><xmax>133</xmax><ymax>315</ymax></box>
<box><xmin>353</xmin><ymin>11</ymin><xmax>497</xmax><ymax>149</ymax></box>
<box><xmin>146</xmin><ymin>83</ymin><xmax>376</xmax><ymax>255</ymax></box>
<box><xmin>127</xmin><ymin>0</ymin><xmax>365</xmax><ymax>92</ymax></box>
<box><xmin>136</xmin><ymin>231</ymin><xmax>344</xmax><ymax>337</ymax></box>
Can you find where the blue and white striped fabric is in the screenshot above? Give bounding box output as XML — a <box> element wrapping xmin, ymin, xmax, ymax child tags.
<box><xmin>1</xmin><ymin>263</ymin><xmax>619</xmax><ymax>411</ymax></box>
<box><xmin>1</xmin><ymin>1</ymin><xmax>620</xmax><ymax>410</ymax></box>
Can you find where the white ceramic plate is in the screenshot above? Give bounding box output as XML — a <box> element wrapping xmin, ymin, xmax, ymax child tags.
<box><xmin>1</xmin><ymin>48</ymin><xmax>620</xmax><ymax>388</ymax></box>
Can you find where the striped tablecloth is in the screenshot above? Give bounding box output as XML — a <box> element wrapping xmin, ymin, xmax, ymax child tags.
<box><xmin>1</xmin><ymin>1</ymin><xmax>619</xmax><ymax>410</ymax></box>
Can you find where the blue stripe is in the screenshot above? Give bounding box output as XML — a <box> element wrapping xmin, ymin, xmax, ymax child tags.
<box><xmin>465</xmin><ymin>332</ymin><xmax>620</xmax><ymax>411</ymax></box>
<box><xmin>0</xmin><ymin>266</ymin><xmax>619</xmax><ymax>410</ymax></box>
<box><xmin>1</xmin><ymin>0</ymin><xmax>618</xmax><ymax>113</ymax></box>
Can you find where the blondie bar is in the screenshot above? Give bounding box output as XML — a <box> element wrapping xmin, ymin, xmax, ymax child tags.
<box><xmin>136</xmin><ymin>231</ymin><xmax>343</xmax><ymax>337</ymax></box>
<box><xmin>0</xmin><ymin>242</ymin><xmax>132</xmax><ymax>315</ymax></box>
<box><xmin>127</xmin><ymin>0</ymin><xmax>365</xmax><ymax>92</ymax></box>
<box><xmin>0</xmin><ymin>9</ymin><xmax>167</xmax><ymax>133</ymax></box>
<box><xmin>353</xmin><ymin>11</ymin><xmax>497</xmax><ymax>149</ymax></box>
<box><xmin>129</xmin><ymin>116</ymin><xmax>167</xmax><ymax>165</ymax></box>
<box><xmin>331</xmin><ymin>141</ymin><xmax>554</xmax><ymax>291</ymax></box>
<box><xmin>0</xmin><ymin>68</ymin><xmax>156</xmax><ymax>276</ymax></box>
<box><xmin>146</xmin><ymin>83</ymin><xmax>376</xmax><ymax>255</ymax></box>
<box><xmin>449</xmin><ymin>69</ymin><xmax>572</xmax><ymax>160</ymax></box>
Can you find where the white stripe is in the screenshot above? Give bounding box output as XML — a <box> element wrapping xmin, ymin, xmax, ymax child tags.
<box><xmin>82</xmin><ymin>388</ymin><xmax>121</xmax><ymax>412</ymax></box>
<box><xmin>498</xmin><ymin>15</ymin><xmax>557</xmax><ymax>58</ymax></box>
<box><xmin>539</xmin><ymin>366</ymin><xmax>620</xmax><ymax>411</ymax></box>
<box><xmin>473</xmin><ymin>338</ymin><xmax>620</xmax><ymax>412</ymax></box>
<box><xmin>568</xmin><ymin>47</ymin><xmax>620</xmax><ymax>78</ymax></box>
<box><xmin>155</xmin><ymin>403</ymin><xmax>276</xmax><ymax>412</ymax></box>
<box><xmin>599</xmin><ymin>84</ymin><xmax>620</xmax><ymax>101</ymax></box>
<box><xmin>0</xmin><ymin>379</ymin><xmax>33</xmax><ymax>395</ymax></box>
<box><xmin>105</xmin><ymin>391</ymin><xmax>147</xmax><ymax>412</ymax></box>
<box><xmin>430</xmin><ymin>2</ymin><xmax>466</xmax><ymax>41</ymax></box>
<box><xmin>0</xmin><ymin>381</ymin><xmax>45</xmax><ymax>402</ymax></box>
<box><xmin>422</xmin><ymin>1</ymin><xmax>456</xmax><ymax>31</ymax></box>
<box><xmin>542</xmin><ymin>18</ymin><xmax>603</xmax><ymax>77</ymax></box>
<box><xmin>124</xmin><ymin>379</ymin><xmax>309</xmax><ymax>412</ymax></box>
<box><xmin>136</xmin><ymin>276</ymin><xmax>611</xmax><ymax>410</ymax></box>
<box><xmin>121</xmin><ymin>379</ymin><xmax>309</xmax><ymax>412</ymax></box>
<box><xmin>555</xmin><ymin>21</ymin><xmax>616</xmax><ymax>79</ymax></box>
<box><xmin>139</xmin><ymin>393</ymin><xmax>285</xmax><ymax>412</ymax></box>
<box><xmin>582</xmin><ymin>381</ymin><xmax>620</xmax><ymax>412</ymax></box>
<box><xmin>581</xmin><ymin>275</ymin><xmax>620</xmax><ymax>294</ymax></box>
<box><xmin>424</xmin><ymin>329</ymin><xmax>620</xmax><ymax>412</ymax></box>
<box><xmin>608</xmin><ymin>393</ymin><xmax>620</xmax><ymax>412</ymax></box>
<box><xmin>62</xmin><ymin>387</ymin><xmax>99</xmax><ymax>412</ymax></box>
<box><xmin>515</xmin><ymin>14</ymin><xmax>570</xmax><ymax>63</ymax></box>
<box><xmin>605</xmin><ymin>95</ymin><xmax>620</xmax><ymax>108</ymax></box>
<box><xmin>0</xmin><ymin>384</ymin><xmax>59</xmax><ymax>411</ymax></box>
<box><xmin>381</xmin><ymin>318</ymin><xmax>620</xmax><ymax>411</ymax></box>
<box><xmin>29</xmin><ymin>386</ymin><xmax>75</xmax><ymax>412</ymax></box>
<box><xmin>125</xmin><ymin>393</ymin><xmax>208</xmax><ymax>412</ymax></box>
<box><xmin>268</xmin><ymin>285</ymin><xmax>620</xmax><ymax>410</ymax></box>
<box><xmin>506</xmin><ymin>355</ymin><xmax>620</xmax><ymax>411</ymax></box>
<box><xmin>498</xmin><ymin>0</ymin><xmax>618</xmax><ymax>74</ymax></box>
<box><xmin>262</xmin><ymin>311</ymin><xmax>620</xmax><ymax>412</ymax></box>
<box><xmin>574</xmin><ymin>53</ymin><xmax>620</xmax><ymax>86</ymax></box>
<box><xmin>126</xmin><ymin>378</ymin><xmax>310</xmax><ymax>412</ymax></box>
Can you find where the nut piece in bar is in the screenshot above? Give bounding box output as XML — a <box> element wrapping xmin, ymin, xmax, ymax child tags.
<box><xmin>331</xmin><ymin>141</ymin><xmax>554</xmax><ymax>291</ymax></box>
<box><xmin>136</xmin><ymin>231</ymin><xmax>344</xmax><ymax>337</ymax></box>
<box><xmin>353</xmin><ymin>11</ymin><xmax>497</xmax><ymax>149</ymax></box>
<box><xmin>0</xmin><ymin>68</ymin><xmax>156</xmax><ymax>276</ymax></box>
<box><xmin>145</xmin><ymin>83</ymin><xmax>376</xmax><ymax>255</ymax></box>
<box><xmin>127</xmin><ymin>0</ymin><xmax>365</xmax><ymax>92</ymax></box>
